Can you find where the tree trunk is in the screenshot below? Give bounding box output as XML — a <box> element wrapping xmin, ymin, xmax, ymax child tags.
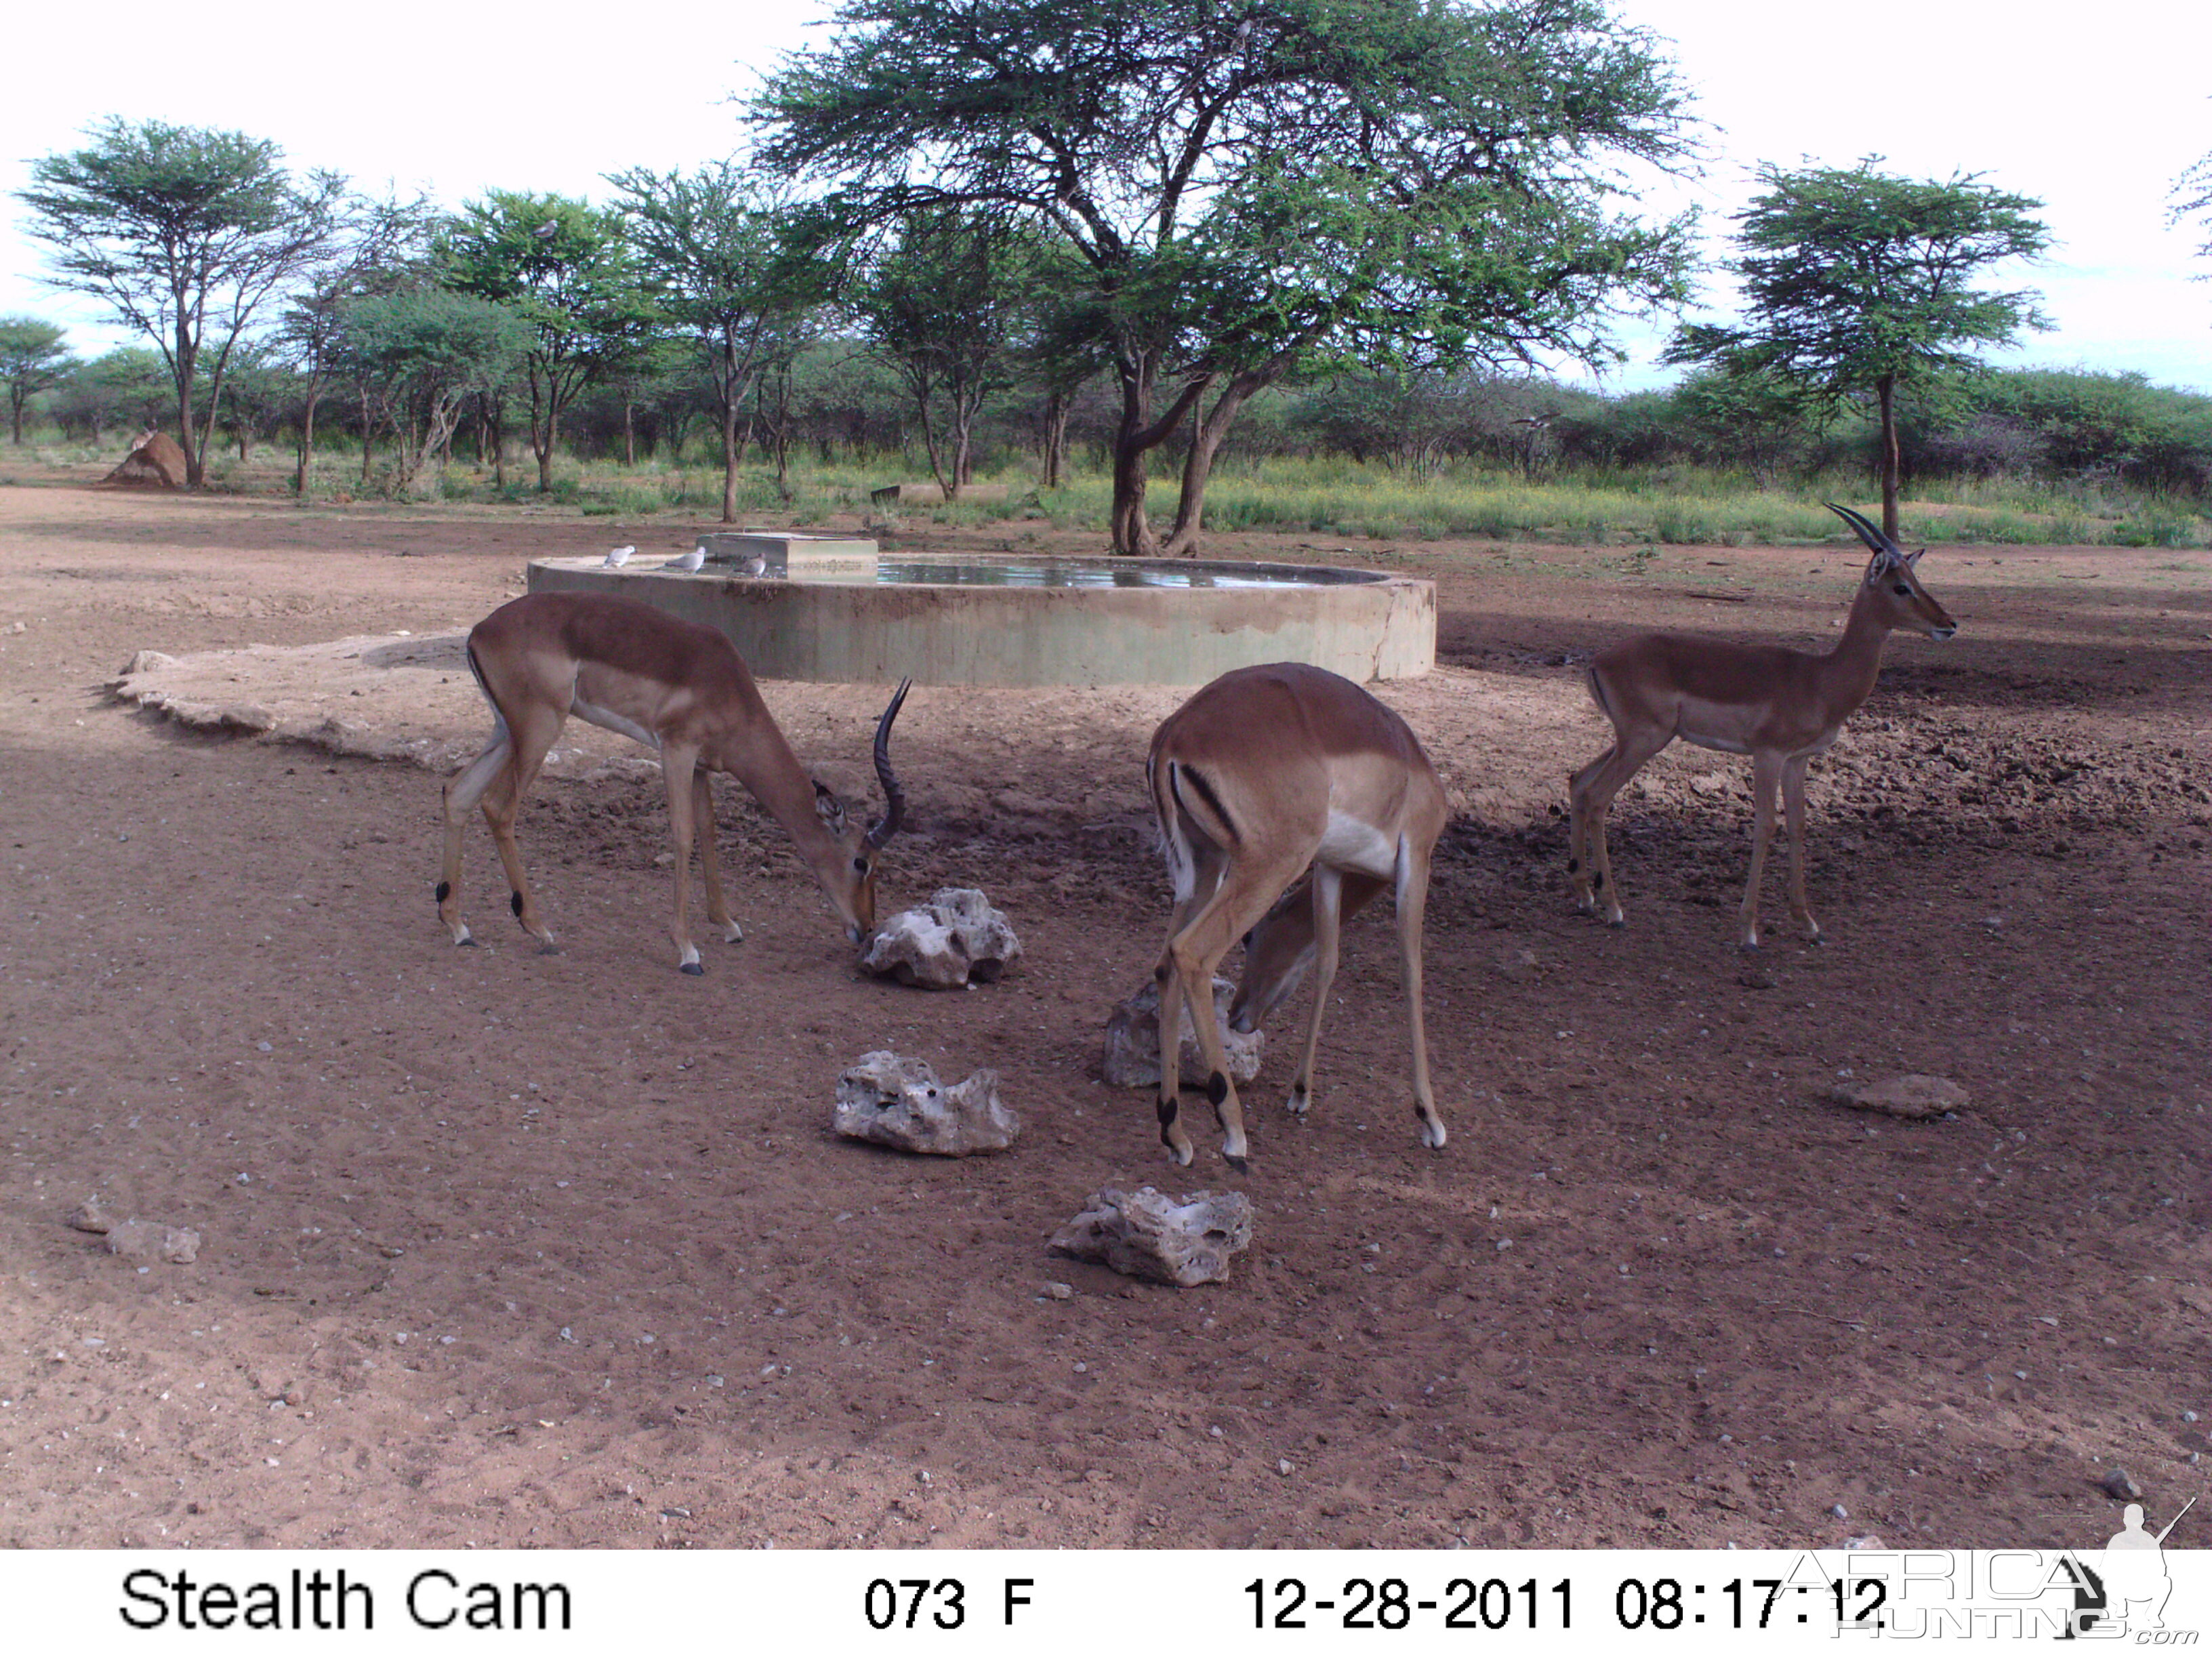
<box><xmin>1877</xmin><ymin>373</ymin><xmax>1901</xmax><ymax>541</ymax></box>
<box><xmin>177</xmin><ymin>340</ymin><xmax>203</xmax><ymax>489</ymax></box>
<box><xmin>295</xmin><ymin>377</ymin><xmax>323</xmax><ymax>497</ymax></box>
<box><xmin>359</xmin><ymin>389</ymin><xmax>375</xmax><ymax>489</ymax></box>
<box><xmin>9</xmin><ymin>392</ymin><xmax>23</xmax><ymax>445</ymax></box>
<box><xmin>1040</xmin><ymin>390</ymin><xmax>1069</xmax><ymax>489</ymax></box>
<box><xmin>1160</xmin><ymin>362</ymin><xmax>1286</xmax><ymax>557</ymax></box>
<box><xmin>623</xmin><ymin>400</ymin><xmax>636</xmax><ymax>468</ymax></box>
<box><xmin>1108</xmin><ymin>349</ymin><xmax>1212</xmax><ymax>556</ymax></box>
<box><xmin>720</xmin><ymin>391</ymin><xmax>739</xmax><ymax>525</ymax></box>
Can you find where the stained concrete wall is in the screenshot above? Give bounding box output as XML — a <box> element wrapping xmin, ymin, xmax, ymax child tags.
<box><xmin>527</xmin><ymin>556</ymin><xmax>1434</xmax><ymax>687</ymax></box>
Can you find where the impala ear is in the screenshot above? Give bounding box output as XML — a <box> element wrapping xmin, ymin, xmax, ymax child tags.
<box><xmin>1906</xmin><ymin>547</ymin><xmax>1926</xmax><ymax>567</ymax></box>
<box><xmin>813</xmin><ymin>780</ymin><xmax>847</xmax><ymax>834</ymax></box>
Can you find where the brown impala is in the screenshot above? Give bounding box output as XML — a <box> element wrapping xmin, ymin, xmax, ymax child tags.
<box><xmin>1567</xmin><ymin>501</ymin><xmax>1957</xmax><ymax>948</ymax></box>
<box><xmin>1146</xmin><ymin>663</ymin><xmax>1449</xmax><ymax>1170</ymax></box>
<box><xmin>437</xmin><ymin>592</ymin><xmax>910</xmax><ymax>972</ymax></box>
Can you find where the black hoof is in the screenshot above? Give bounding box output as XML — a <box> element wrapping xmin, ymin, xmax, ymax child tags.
<box><xmin>680</xmin><ymin>961</ymin><xmax>705</xmax><ymax>977</ymax></box>
<box><xmin>1223</xmin><ymin>1153</ymin><xmax>1250</xmax><ymax>1175</ymax></box>
<box><xmin>457</xmin><ymin>936</ymin><xmax>478</xmax><ymax>949</ymax></box>
<box><xmin>536</xmin><ymin>943</ymin><xmax>562</xmax><ymax>957</ymax></box>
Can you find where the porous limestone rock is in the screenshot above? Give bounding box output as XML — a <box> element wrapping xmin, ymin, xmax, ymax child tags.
<box><xmin>1828</xmin><ymin>1073</ymin><xmax>1969</xmax><ymax>1121</ymax></box>
<box><xmin>1048</xmin><ymin>1186</ymin><xmax>1254</xmax><ymax>1287</ymax></box>
<box><xmin>861</xmin><ymin>887</ymin><xmax>1022</xmax><ymax>989</ymax></box>
<box><xmin>103</xmin><ymin>1219</ymin><xmax>201</xmax><ymax>1263</ymax></box>
<box><xmin>834</xmin><ymin>1051</ymin><xmax>1019</xmax><ymax>1156</ymax></box>
<box><xmin>1101</xmin><ymin>977</ymin><xmax>1263</xmax><ymax>1089</ymax></box>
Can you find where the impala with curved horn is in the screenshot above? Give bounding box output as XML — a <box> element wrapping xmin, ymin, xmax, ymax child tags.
<box><xmin>1567</xmin><ymin>501</ymin><xmax>1957</xmax><ymax>948</ymax></box>
<box><xmin>1147</xmin><ymin>663</ymin><xmax>1448</xmax><ymax>1170</ymax></box>
<box><xmin>437</xmin><ymin>592</ymin><xmax>911</xmax><ymax>972</ymax></box>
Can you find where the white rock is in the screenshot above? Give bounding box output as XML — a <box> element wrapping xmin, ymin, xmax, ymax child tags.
<box><xmin>1101</xmin><ymin>977</ymin><xmax>1264</xmax><ymax>1088</ymax></box>
<box><xmin>834</xmin><ymin>1051</ymin><xmax>1019</xmax><ymax>1156</ymax></box>
<box><xmin>104</xmin><ymin>1220</ymin><xmax>201</xmax><ymax>1264</ymax></box>
<box><xmin>861</xmin><ymin>888</ymin><xmax>1022</xmax><ymax>989</ymax></box>
<box><xmin>1048</xmin><ymin>1186</ymin><xmax>1254</xmax><ymax>1287</ymax></box>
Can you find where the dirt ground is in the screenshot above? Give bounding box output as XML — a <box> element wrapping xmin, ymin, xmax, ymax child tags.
<box><xmin>1</xmin><ymin>472</ymin><xmax>2207</xmax><ymax>1552</ymax></box>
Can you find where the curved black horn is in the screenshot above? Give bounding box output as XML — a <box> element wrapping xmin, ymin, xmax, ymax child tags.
<box><xmin>1824</xmin><ymin>501</ymin><xmax>1902</xmax><ymax>558</ymax></box>
<box><xmin>863</xmin><ymin>678</ymin><xmax>912</xmax><ymax>851</ymax></box>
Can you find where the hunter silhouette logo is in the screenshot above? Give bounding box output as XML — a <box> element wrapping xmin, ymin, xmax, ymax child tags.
<box><xmin>2064</xmin><ymin>1496</ymin><xmax>2197</xmax><ymax>1638</ymax></box>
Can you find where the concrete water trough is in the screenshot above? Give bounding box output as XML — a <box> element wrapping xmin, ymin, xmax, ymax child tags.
<box><xmin>527</xmin><ymin>533</ymin><xmax>1434</xmax><ymax>687</ymax></box>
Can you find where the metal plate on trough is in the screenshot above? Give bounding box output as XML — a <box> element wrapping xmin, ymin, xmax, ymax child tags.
<box><xmin>527</xmin><ymin>550</ymin><xmax>1434</xmax><ymax>687</ymax></box>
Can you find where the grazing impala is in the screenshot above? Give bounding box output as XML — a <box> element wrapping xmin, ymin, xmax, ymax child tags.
<box><xmin>1567</xmin><ymin>501</ymin><xmax>1957</xmax><ymax>948</ymax></box>
<box><xmin>1147</xmin><ymin>663</ymin><xmax>1448</xmax><ymax>1170</ymax></box>
<box><xmin>437</xmin><ymin>592</ymin><xmax>910</xmax><ymax>972</ymax></box>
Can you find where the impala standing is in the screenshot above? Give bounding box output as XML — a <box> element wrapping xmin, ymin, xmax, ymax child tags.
<box><xmin>1566</xmin><ymin>501</ymin><xmax>1957</xmax><ymax>948</ymax></box>
<box><xmin>1147</xmin><ymin>663</ymin><xmax>1448</xmax><ymax>1170</ymax></box>
<box><xmin>437</xmin><ymin>592</ymin><xmax>910</xmax><ymax>971</ymax></box>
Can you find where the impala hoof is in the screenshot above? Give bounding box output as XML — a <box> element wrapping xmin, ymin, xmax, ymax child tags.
<box><xmin>679</xmin><ymin>960</ymin><xmax>705</xmax><ymax>977</ymax></box>
<box><xmin>1223</xmin><ymin>1151</ymin><xmax>1250</xmax><ymax>1175</ymax></box>
<box><xmin>453</xmin><ymin>928</ymin><xmax>476</xmax><ymax>948</ymax></box>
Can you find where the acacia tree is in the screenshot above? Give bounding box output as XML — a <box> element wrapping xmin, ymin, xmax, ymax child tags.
<box><xmin>1666</xmin><ymin>159</ymin><xmax>2050</xmax><ymax>537</ymax></box>
<box><xmin>16</xmin><ymin>119</ymin><xmax>345</xmax><ymax>485</ymax></box>
<box><xmin>757</xmin><ymin>0</ymin><xmax>1695</xmax><ymax>554</ymax></box>
<box><xmin>0</xmin><ymin>317</ymin><xmax>78</xmax><ymax>444</ymax></box>
<box><xmin>2173</xmin><ymin>145</ymin><xmax>2212</xmax><ymax>272</ymax></box>
<box><xmin>441</xmin><ymin>192</ymin><xmax>654</xmax><ymax>491</ymax></box>
<box><xmin>606</xmin><ymin>163</ymin><xmax>808</xmax><ymax>520</ymax></box>
<box><xmin>340</xmin><ymin>288</ymin><xmax>530</xmax><ymax>495</ymax></box>
<box><xmin>276</xmin><ymin>191</ymin><xmax>437</xmax><ymax>495</ymax></box>
<box><xmin>850</xmin><ymin>210</ymin><xmax>1036</xmax><ymax>499</ymax></box>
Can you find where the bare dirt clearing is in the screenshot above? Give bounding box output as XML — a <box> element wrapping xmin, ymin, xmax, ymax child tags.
<box><xmin>1</xmin><ymin>482</ymin><xmax>2207</xmax><ymax>1549</ymax></box>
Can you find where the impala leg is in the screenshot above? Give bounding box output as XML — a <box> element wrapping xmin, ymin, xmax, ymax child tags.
<box><xmin>438</xmin><ymin>729</ymin><xmax>513</xmax><ymax>946</ymax></box>
<box><xmin>661</xmin><ymin>745</ymin><xmax>705</xmax><ymax>974</ymax></box>
<box><xmin>1393</xmin><ymin>846</ymin><xmax>1446</xmax><ymax>1150</ymax></box>
<box><xmin>1739</xmin><ymin>751</ymin><xmax>1783</xmax><ymax>950</ymax></box>
<box><xmin>692</xmin><ymin>771</ymin><xmax>743</xmax><ymax>945</ymax></box>
<box><xmin>1782</xmin><ymin>755</ymin><xmax>1822</xmax><ymax>943</ymax></box>
<box><xmin>1168</xmin><ymin>849</ymin><xmax>1308</xmax><ymax>1172</ymax></box>
<box><xmin>479</xmin><ymin>705</ymin><xmax>565</xmax><ymax>952</ymax></box>
<box><xmin>1152</xmin><ymin>845</ymin><xmax>1226</xmax><ymax>1168</ymax></box>
<box><xmin>1565</xmin><ymin>743</ymin><xmax>1615</xmax><ymax>914</ymax></box>
<box><xmin>1284</xmin><ymin>867</ymin><xmax>1344</xmax><ymax>1121</ymax></box>
<box><xmin>1578</xmin><ymin>730</ymin><xmax>1669</xmax><ymax>928</ymax></box>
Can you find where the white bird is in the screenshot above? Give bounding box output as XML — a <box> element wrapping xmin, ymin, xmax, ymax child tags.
<box><xmin>740</xmin><ymin>552</ymin><xmax>768</xmax><ymax>577</ymax></box>
<box><xmin>662</xmin><ymin>544</ymin><xmax>707</xmax><ymax>573</ymax></box>
<box><xmin>601</xmin><ymin>544</ymin><xmax>634</xmax><ymax>568</ymax></box>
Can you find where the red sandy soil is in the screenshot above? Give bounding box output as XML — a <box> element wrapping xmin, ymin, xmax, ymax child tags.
<box><xmin>0</xmin><ymin>476</ymin><xmax>2207</xmax><ymax>1551</ymax></box>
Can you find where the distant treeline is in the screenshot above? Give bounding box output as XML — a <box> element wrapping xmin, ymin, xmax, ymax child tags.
<box><xmin>21</xmin><ymin>347</ymin><xmax>2210</xmax><ymax>499</ymax></box>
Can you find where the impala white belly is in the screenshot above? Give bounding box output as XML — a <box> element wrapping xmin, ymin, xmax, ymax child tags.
<box><xmin>1317</xmin><ymin>810</ymin><xmax>1397</xmax><ymax>878</ymax></box>
<box><xmin>570</xmin><ymin>697</ymin><xmax>661</xmax><ymax>751</ymax></box>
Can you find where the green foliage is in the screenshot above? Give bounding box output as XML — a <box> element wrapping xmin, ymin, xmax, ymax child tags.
<box><xmin>756</xmin><ymin>0</ymin><xmax>1700</xmax><ymax>548</ymax></box>
<box><xmin>1669</xmin><ymin>159</ymin><xmax>2051</xmax><ymax>396</ymax></box>
<box><xmin>0</xmin><ymin>316</ymin><xmax>79</xmax><ymax>443</ymax></box>
<box><xmin>15</xmin><ymin>117</ymin><xmax>346</xmax><ymax>482</ymax></box>
<box><xmin>439</xmin><ymin>190</ymin><xmax>657</xmax><ymax>488</ymax></box>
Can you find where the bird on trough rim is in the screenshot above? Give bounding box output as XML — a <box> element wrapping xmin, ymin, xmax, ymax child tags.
<box><xmin>662</xmin><ymin>544</ymin><xmax>707</xmax><ymax>572</ymax></box>
<box><xmin>601</xmin><ymin>545</ymin><xmax>634</xmax><ymax>568</ymax></box>
<box><xmin>740</xmin><ymin>550</ymin><xmax>768</xmax><ymax>577</ymax></box>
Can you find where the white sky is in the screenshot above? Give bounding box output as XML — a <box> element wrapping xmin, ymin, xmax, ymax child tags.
<box><xmin>3</xmin><ymin>0</ymin><xmax>2208</xmax><ymax>393</ymax></box>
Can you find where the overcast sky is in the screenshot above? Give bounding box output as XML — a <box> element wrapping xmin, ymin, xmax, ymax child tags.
<box><xmin>3</xmin><ymin>0</ymin><xmax>2208</xmax><ymax>393</ymax></box>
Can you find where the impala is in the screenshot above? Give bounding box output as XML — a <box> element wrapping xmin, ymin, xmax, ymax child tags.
<box><xmin>1146</xmin><ymin>662</ymin><xmax>1448</xmax><ymax>1170</ymax></box>
<box><xmin>437</xmin><ymin>592</ymin><xmax>911</xmax><ymax>972</ymax></box>
<box><xmin>1566</xmin><ymin>501</ymin><xmax>1957</xmax><ymax>948</ymax></box>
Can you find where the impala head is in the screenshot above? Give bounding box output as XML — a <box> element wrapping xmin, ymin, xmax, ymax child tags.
<box><xmin>1826</xmin><ymin>503</ymin><xmax>1958</xmax><ymax>642</ymax></box>
<box><xmin>1227</xmin><ymin>883</ymin><xmax>1317</xmax><ymax>1033</ymax></box>
<box><xmin>811</xmin><ymin>678</ymin><xmax>912</xmax><ymax>947</ymax></box>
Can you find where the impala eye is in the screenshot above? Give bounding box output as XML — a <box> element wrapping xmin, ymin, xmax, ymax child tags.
<box><xmin>1892</xmin><ymin>584</ymin><xmax>1911</xmax><ymax>596</ymax></box>
<box><xmin>853</xmin><ymin>857</ymin><xmax>870</xmax><ymax>874</ymax></box>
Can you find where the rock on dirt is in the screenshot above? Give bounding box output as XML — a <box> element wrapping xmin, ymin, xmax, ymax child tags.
<box><xmin>1826</xmin><ymin>1073</ymin><xmax>1969</xmax><ymax>1121</ymax></box>
<box><xmin>103</xmin><ymin>1220</ymin><xmax>202</xmax><ymax>1264</ymax></box>
<box><xmin>861</xmin><ymin>888</ymin><xmax>1023</xmax><ymax>989</ymax></box>
<box><xmin>1049</xmin><ymin>1186</ymin><xmax>1254</xmax><ymax>1287</ymax></box>
<box><xmin>1101</xmin><ymin>978</ymin><xmax>1265</xmax><ymax>1089</ymax></box>
<box><xmin>2102</xmin><ymin>1468</ymin><xmax>2144</xmax><ymax>1500</ymax></box>
<box><xmin>834</xmin><ymin>1051</ymin><xmax>1020</xmax><ymax>1156</ymax></box>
